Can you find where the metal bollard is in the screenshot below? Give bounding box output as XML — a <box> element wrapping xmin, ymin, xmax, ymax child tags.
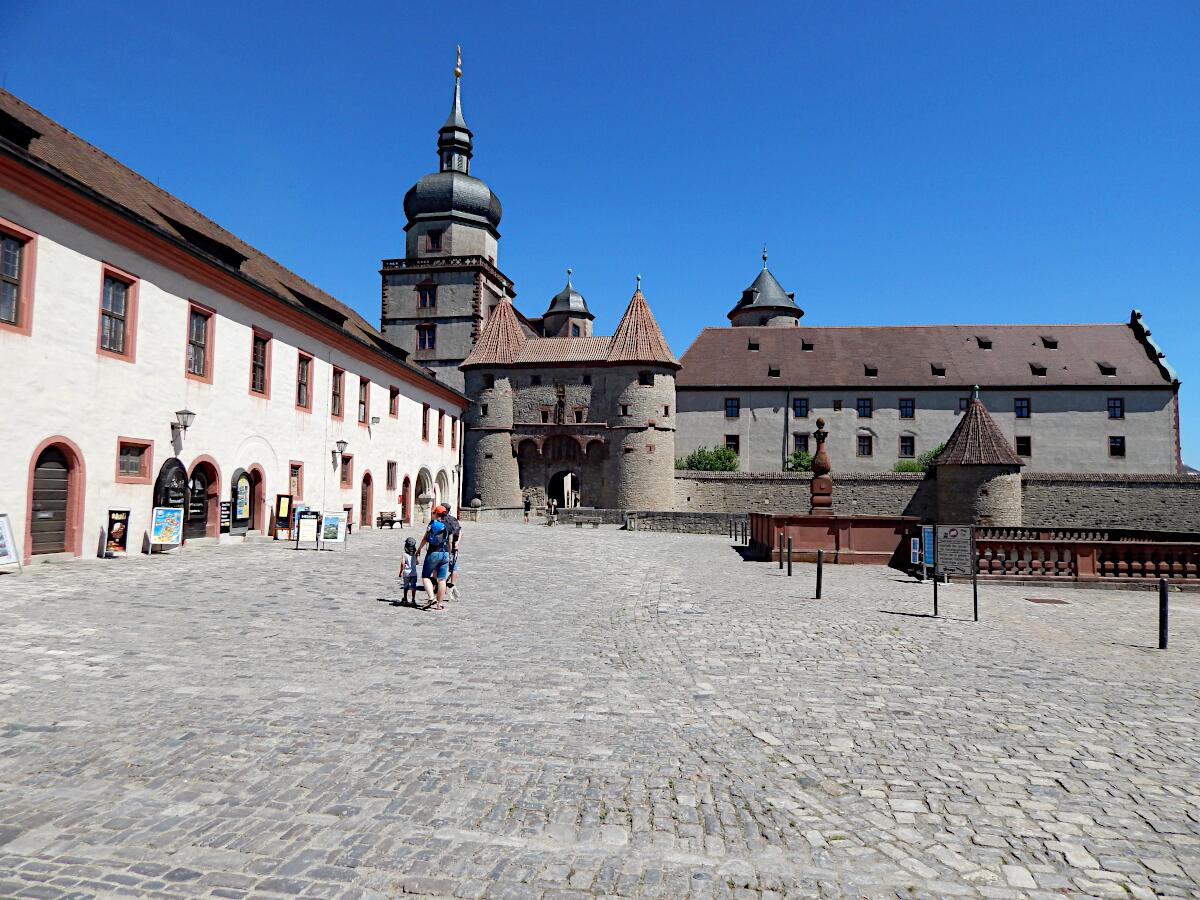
<box><xmin>778</xmin><ymin>532</ymin><xmax>784</xmax><ymax>570</ymax></box>
<box><xmin>815</xmin><ymin>549</ymin><xmax>824</xmax><ymax>599</ymax></box>
<box><xmin>787</xmin><ymin>537</ymin><xmax>793</xmax><ymax>576</ymax></box>
<box><xmin>1159</xmin><ymin>577</ymin><xmax>1169</xmax><ymax>649</ymax></box>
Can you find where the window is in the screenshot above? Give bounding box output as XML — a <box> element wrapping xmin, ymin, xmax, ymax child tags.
<box><xmin>437</xmin><ymin>409</ymin><xmax>445</xmax><ymax>445</ymax></box>
<box><xmin>186</xmin><ymin>306</ymin><xmax>212</xmax><ymax>378</ymax></box>
<box><xmin>801</xmin><ymin>341</ymin><xmax>814</xmax><ymax>352</ymax></box>
<box><xmin>748</xmin><ymin>340</ymin><xmax>760</xmax><ymax>351</ymax></box>
<box><xmin>899</xmin><ymin>398</ymin><xmax>915</xmax><ymax>419</ymax></box>
<box><xmin>1109</xmin><ymin>436</ymin><xmax>1126</xmax><ymax>457</ymax></box>
<box><xmin>792</xmin><ymin>397</ymin><xmax>809</xmax><ymax>418</ymax></box>
<box><xmin>289</xmin><ymin>462</ymin><xmax>303</xmax><ymax>500</ymax></box>
<box><xmin>1014</xmin><ymin>398</ymin><xmax>1030</xmax><ymax>419</ymax></box>
<box><xmin>331</xmin><ymin>369</ymin><xmax>344</xmax><ymax>418</ymax></box>
<box><xmin>574</xmin><ymin>410</ymin><xmax>584</xmax><ymax>423</ymax></box>
<box><xmin>99</xmin><ymin>269</ymin><xmax>136</xmax><ymax>359</ymax></box>
<box><xmin>386</xmin><ymin>461</ymin><xmax>397</xmax><ymax>491</ymax></box>
<box><xmin>389</xmin><ymin>385</ymin><xmax>400</xmax><ymax>417</ymax></box>
<box><xmin>0</xmin><ymin>220</ymin><xmax>35</xmax><ymax>334</ymax></box>
<box><xmin>959</xmin><ymin>397</ymin><xmax>969</xmax><ymax>412</ymax></box>
<box><xmin>483</xmin><ymin>374</ymin><xmax>495</xmax><ymax>389</ymax></box>
<box><xmin>340</xmin><ymin>454</ymin><xmax>353</xmax><ymax>487</ymax></box>
<box><xmin>620</xmin><ymin>404</ymin><xmax>630</xmax><ymax>417</ymax></box>
<box><xmin>541</xmin><ymin>410</ymin><xmax>550</xmax><ymax>423</ymax></box>
<box><xmin>1030</xmin><ymin>363</ymin><xmax>1047</xmax><ymax>377</ymax></box>
<box><xmin>793</xmin><ymin>433</ymin><xmax>809</xmax><ymax>454</ymax></box>
<box><xmin>1041</xmin><ymin>336</ymin><xmax>1058</xmax><ymax>350</ymax></box>
<box><xmin>571</xmin><ymin>324</ymin><xmax>581</xmax><ymax>337</ymax></box>
<box><xmin>857</xmin><ymin>435</ymin><xmax>873</xmax><ymax>456</ymax></box>
<box><xmin>639</xmin><ymin>371</ymin><xmax>654</xmax><ymax>386</ymax></box>
<box><xmin>663</xmin><ymin>405</ymin><xmax>670</xmax><ymax>417</ymax></box>
<box><xmin>582</xmin><ymin>374</ymin><xmax>592</xmax><ymax>385</ymax></box>
<box><xmin>931</xmin><ymin>364</ymin><xmax>946</xmax><ymax>377</ymax></box>
<box><xmin>357</xmin><ymin>377</ymin><xmax>370</xmax><ymax>423</ymax></box>
<box><xmin>1108</xmin><ymin>397</ymin><xmax>1124</xmax><ymax>419</ymax></box>
<box><xmin>296</xmin><ymin>353</ymin><xmax>312</xmax><ymax>409</ymax></box>
<box><xmin>725</xmin><ymin>434</ymin><xmax>740</xmax><ymax>454</ymax></box>
<box><xmin>899</xmin><ymin>435</ymin><xmax>915</xmax><ymax>458</ymax></box>
<box><xmin>115</xmin><ymin>438</ymin><xmax>152</xmax><ymax>484</ymax></box>
<box><xmin>768</xmin><ymin>366</ymin><xmax>781</xmax><ymax>378</ymax></box>
<box><xmin>426</xmin><ymin>229</ymin><xmax>443</xmax><ymax>252</ymax></box>
<box><xmin>1015</xmin><ymin>435</ymin><xmax>1032</xmax><ymax>457</ymax></box>
<box><xmin>418</xmin><ymin>284</ymin><xmax>437</xmax><ymax>308</ymax></box>
<box><xmin>480</xmin><ymin>403</ymin><xmax>488</xmax><ymax>417</ymax></box>
<box><xmin>451</xmin><ymin>416</ymin><xmax>457</xmax><ymax>449</ymax></box>
<box><xmin>250</xmin><ymin>330</ymin><xmax>271</xmax><ymax>396</ymax></box>
<box><xmin>724</xmin><ymin>398</ymin><xmax>740</xmax><ymax>418</ymax></box>
<box><xmin>864</xmin><ymin>365</ymin><xmax>878</xmax><ymax>377</ymax></box>
<box><xmin>417</xmin><ymin>324</ymin><xmax>436</xmax><ymax>350</ymax></box>
<box><xmin>857</xmin><ymin>398</ymin><xmax>873</xmax><ymax>418</ymax></box>
<box><xmin>833</xmin><ymin>399</ymin><xmax>843</xmax><ymax>411</ymax></box>
<box><xmin>421</xmin><ymin>404</ymin><xmax>430</xmax><ymax>441</ymax></box>
<box><xmin>1098</xmin><ymin>363</ymin><xmax>1117</xmax><ymax>377</ymax></box>
<box><xmin>976</xmin><ymin>337</ymin><xmax>992</xmax><ymax>350</ymax></box>
<box><xmin>531</xmin><ymin>375</ymin><xmax>542</xmax><ymax>386</ymax></box>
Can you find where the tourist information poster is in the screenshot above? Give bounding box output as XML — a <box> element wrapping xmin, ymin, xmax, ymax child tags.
<box><xmin>935</xmin><ymin>524</ymin><xmax>975</xmax><ymax>576</ymax></box>
<box><xmin>322</xmin><ymin>512</ymin><xmax>347</xmax><ymax>543</ymax></box>
<box><xmin>0</xmin><ymin>514</ymin><xmax>19</xmax><ymax>568</ymax></box>
<box><xmin>296</xmin><ymin>510</ymin><xmax>321</xmax><ymax>544</ymax></box>
<box><xmin>149</xmin><ymin>507</ymin><xmax>183</xmax><ymax>546</ymax></box>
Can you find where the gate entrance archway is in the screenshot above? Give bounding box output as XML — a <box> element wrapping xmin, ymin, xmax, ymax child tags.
<box><xmin>547</xmin><ymin>470</ymin><xmax>580</xmax><ymax>509</ymax></box>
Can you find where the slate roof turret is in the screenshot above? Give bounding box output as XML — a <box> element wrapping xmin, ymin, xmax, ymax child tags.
<box><xmin>728</xmin><ymin>249</ymin><xmax>803</xmax><ymax>323</ymax></box>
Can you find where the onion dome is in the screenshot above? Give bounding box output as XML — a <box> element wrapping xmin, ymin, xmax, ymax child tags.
<box><xmin>936</xmin><ymin>387</ymin><xmax>1023</xmax><ymax>466</ymax></box>
<box><xmin>607</xmin><ymin>276</ymin><xmax>680</xmax><ymax>368</ymax></box>
<box><xmin>542</xmin><ymin>269</ymin><xmax>594</xmax><ymax>321</ymax></box>
<box><xmin>728</xmin><ymin>248</ymin><xmax>803</xmax><ymax>323</ymax></box>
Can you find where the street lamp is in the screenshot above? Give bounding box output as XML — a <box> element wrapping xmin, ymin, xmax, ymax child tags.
<box><xmin>171</xmin><ymin>408</ymin><xmax>196</xmax><ymax>437</ymax></box>
<box><xmin>332</xmin><ymin>439</ymin><xmax>348</xmax><ymax>466</ymax></box>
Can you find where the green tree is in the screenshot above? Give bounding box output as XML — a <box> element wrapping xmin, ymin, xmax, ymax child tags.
<box><xmin>893</xmin><ymin>442</ymin><xmax>946</xmax><ymax>473</ymax></box>
<box><xmin>785</xmin><ymin>449</ymin><xmax>813</xmax><ymax>472</ymax></box>
<box><xmin>675</xmin><ymin>445</ymin><xmax>739</xmax><ymax>471</ymax></box>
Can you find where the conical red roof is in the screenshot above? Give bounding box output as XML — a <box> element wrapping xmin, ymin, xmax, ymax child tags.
<box><xmin>936</xmin><ymin>397</ymin><xmax>1023</xmax><ymax>466</ymax></box>
<box><xmin>606</xmin><ymin>287</ymin><xmax>679</xmax><ymax>368</ymax></box>
<box><xmin>461</xmin><ymin>297</ymin><xmax>526</xmax><ymax>367</ymax></box>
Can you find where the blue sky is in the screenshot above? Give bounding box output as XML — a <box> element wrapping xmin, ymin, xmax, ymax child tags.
<box><xmin>8</xmin><ymin>1</ymin><xmax>1199</xmax><ymax>462</ymax></box>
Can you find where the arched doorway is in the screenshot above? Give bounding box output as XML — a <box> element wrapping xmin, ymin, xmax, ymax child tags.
<box><xmin>185</xmin><ymin>459</ymin><xmax>220</xmax><ymax>540</ymax></box>
<box><xmin>28</xmin><ymin>439</ymin><xmax>85</xmax><ymax>558</ymax></box>
<box><xmin>547</xmin><ymin>470</ymin><xmax>580</xmax><ymax>509</ymax></box>
<box><xmin>360</xmin><ymin>472</ymin><xmax>373</xmax><ymax>528</ymax></box>
<box><xmin>230</xmin><ymin>468</ymin><xmax>253</xmax><ymax>536</ymax></box>
<box><xmin>415</xmin><ymin>469</ymin><xmax>433</xmax><ymax>520</ymax></box>
<box><xmin>400</xmin><ymin>476</ymin><xmax>411</xmax><ymax>524</ymax></box>
<box><xmin>247</xmin><ymin>466</ymin><xmax>265</xmax><ymax>533</ymax></box>
<box><xmin>435</xmin><ymin>470</ymin><xmax>449</xmax><ymax>508</ymax></box>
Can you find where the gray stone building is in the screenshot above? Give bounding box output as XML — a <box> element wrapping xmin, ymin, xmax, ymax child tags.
<box><xmin>676</xmin><ymin>260</ymin><xmax>1183</xmax><ymax>474</ymax></box>
<box><xmin>460</xmin><ymin>285</ymin><xmax>679</xmax><ymax>513</ymax></box>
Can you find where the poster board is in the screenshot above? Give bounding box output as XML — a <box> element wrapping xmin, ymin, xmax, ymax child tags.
<box><xmin>910</xmin><ymin>537</ymin><xmax>920</xmax><ymax>566</ymax></box>
<box><xmin>321</xmin><ymin>512</ymin><xmax>348</xmax><ymax>544</ymax></box>
<box><xmin>150</xmin><ymin>507</ymin><xmax>184</xmax><ymax>546</ymax></box>
<box><xmin>273</xmin><ymin>494</ymin><xmax>293</xmax><ymax>540</ymax></box>
<box><xmin>235</xmin><ymin>476</ymin><xmax>251</xmax><ymax>519</ymax></box>
<box><xmin>219</xmin><ymin>501</ymin><xmax>232</xmax><ymax>534</ymax></box>
<box><xmin>105</xmin><ymin>509</ymin><xmax>130</xmax><ymax>557</ymax></box>
<box><xmin>296</xmin><ymin>510</ymin><xmax>321</xmax><ymax>546</ymax></box>
<box><xmin>921</xmin><ymin>525</ymin><xmax>935</xmax><ymax>567</ymax></box>
<box><xmin>0</xmin><ymin>513</ymin><xmax>20</xmax><ymax>570</ymax></box>
<box><xmin>935</xmin><ymin>524</ymin><xmax>975</xmax><ymax>576</ymax></box>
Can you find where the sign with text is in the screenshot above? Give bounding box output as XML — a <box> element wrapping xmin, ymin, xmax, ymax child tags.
<box><xmin>150</xmin><ymin>507</ymin><xmax>183</xmax><ymax>546</ymax></box>
<box><xmin>235</xmin><ymin>476</ymin><xmax>251</xmax><ymax>520</ymax></box>
<box><xmin>219</xmin><ymin>501</ymin><xmax>232</xmax><ymax>534</ymax></box>
<box><xmin>273</xmin><ymin>494</ymin><xmax>293</xmax><ymax>539</ymax></box>
<box><xmin>935</xmin><ymin>525</ymin><xmax>975</xmax><ymax>576</ymax></box>
<box><xmin>922</xmin><ymin>525</ymin><xmax>935</xmax><ymax>567</ymax></box>
<box><xmin>0</xmin><ymin>514</ymin><xmax>20</xmax><ymax>568</ymax></box>
<box><xmin>105</xmin><ymin>509</ymin><xmax>130</xmax><ymax>557</ymax></box>
<box><xmin>296</xmin><ymin>510</ymin><xmax>321</xmax><ymax>544</ymax></box>
<box><xmin>321</xmin><ymin>512</ymin><xmax>347</xmax><ymax>544</ymax></box>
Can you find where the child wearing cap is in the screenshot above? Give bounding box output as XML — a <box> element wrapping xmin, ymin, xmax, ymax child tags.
<box><xmin>398</xmin><ymin>536</ymin><xmax>420</xmax><ymax>604</ymax></box>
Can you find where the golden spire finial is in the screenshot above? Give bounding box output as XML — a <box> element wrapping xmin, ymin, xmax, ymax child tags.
<box><xmin>454</xmin><ymin>45</ymin><xmax>462</xmax><ymax>79</ymax></box>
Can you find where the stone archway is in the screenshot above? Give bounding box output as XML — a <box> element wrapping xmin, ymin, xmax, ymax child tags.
<box><xmin>27</xmin><ymin>436</ymin><xmax>86</xmax><ymax>561</ymax></box>
<box><xmin>400</xmin><ymin>476</ymin><xmax>411</xmax><ymax>524</ymax></box>
<box><xmin>360</xmin><ymin>471</ymin><xmax>374</xmax><ymax>528</ymax></box>
<box><xmin>415</xmin><ymin>468</ymin><xmax>433</xmax><ymax>520</ymax></box>
<box><xmin>186</xmin><ymin>457</ymin><xmax>221</xmax><ymax>540</ymax></box>
<box><xmin>547</xmin><ymin>469</ymin><xmax>581</xmax><ymax>509</ymax></box>
<box><xmin>435</xmin><ymin>470</ymin><xmax>450</xmax><ymax>508</ymax></box>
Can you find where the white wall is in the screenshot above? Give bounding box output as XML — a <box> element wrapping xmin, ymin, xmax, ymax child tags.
<box><xmin>0</xmin><ymin>188</ymin><xmax>465</xmax><ymax>562</ymax></box>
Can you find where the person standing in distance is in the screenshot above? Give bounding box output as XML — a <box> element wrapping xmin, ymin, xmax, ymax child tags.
<box><xmin>442</xmin><ymin>503</ymin><xmax>462</xmax><ymax>600</ymax></box>
<box><xmin>417</xmin><ymin>505</ymin><xmax>451</xmax><ymax>610</ymax></box>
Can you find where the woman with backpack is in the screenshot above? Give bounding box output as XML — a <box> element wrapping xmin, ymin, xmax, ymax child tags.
<box><xmin>416</xmin><ymin>505</ymin><xmax>451</xmax><ymax>610</ymax></box>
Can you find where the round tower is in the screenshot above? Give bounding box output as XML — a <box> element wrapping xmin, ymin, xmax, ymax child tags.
<box><xmin>934</xmin><ymin>388</ymin><xmax>1024</xmax><ymax>526</ymax></box>
<box><xmin>540</xmin><ymin>269</ymin><xmax>595</xmax><ymax>338</ymax></box>
<box><xmin>728</xmin><ymin>249</ymin><xmax>803</xmax><ymax>328</ymax></box>
<box><xmin>462</xmin><ymin>369</ymin><xmax>521</xmax><ymax>509</ymax></box>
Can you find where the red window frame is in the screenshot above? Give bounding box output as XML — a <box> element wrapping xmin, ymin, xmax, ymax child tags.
<box><xmin>289</xmin><ymin>460</ymin><xmax>304</xmax><ymax>501</ymax></box>
<box><xmin>184</xmin><ymin>300</ymin><xmax>216</xmax><ymax>384</ymax></box>
<box><xmin>0</xmin><ymin>215</ymin><xmax>37</xmax><ymax>337</ymax></box>
<box><xmin>114</xmin><ymin>436</ymin><xmax>153</xmax><ymax>485</ymax></box>
<box><xmin>421</xmin><ymin>403</ymin><xmax>430</xmax><ymax>441</ymax></box>
<box><xmin>331</xmin><ymin>367</ymin><xmax>345</xmax><ymax>420</ymax></box>
<box><xmin>295</xmin><ymin>350</ymin><xmax>314</xmax><ymax>411</ymax></box>
<box><xmin>388</xmin><ymin>385</ymin><xmax>400</xmax><ymax>418</ymax></box>
<box><xmin>340</xmin><ymin>453</ymin><xmax>354</xmax><ymax>487</ymax></box>
<box><xmin>357</xmin><ymin>376</ymin><xmax>370</xmax><ymax>425</ymax></box>
<box><xmin>249</xmin><ymin>327</ymin><xmax>272</xmax><ymax>398</ymax></box>
<box><xmin>437</xmin><ymin>409</ymin><xmax>445</xmax><ymax>446</ymax></box>
<box><xmin>450</xmin><ymin>416</ymin><xmax>457</xmax><ymax>449</ymax></box>
<box><xmin>96</xmin><ymin>263</ymin><xmax>139</xmax><ymax>363</ymax></box>
<box><xmin>386</xmin><ymin>460</ymin><xmax>397</xmax><ymax>491</ymax></box>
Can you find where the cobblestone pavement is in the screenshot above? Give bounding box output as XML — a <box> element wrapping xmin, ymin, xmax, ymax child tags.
<box><xmin>0</xmin><ymin>524</ymin><xmax>1198</xmax><ymax>900</ymax></box>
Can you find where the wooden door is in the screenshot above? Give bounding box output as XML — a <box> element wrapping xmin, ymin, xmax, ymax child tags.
<box><xmin>360</xmin><ymin>475</ymin><xmax>372</xmax><ymax>526</ymax></box>
<box><xmin>31</xmin><ymin>446</ymin><xmax>69</xmax><ymax>554</ymax></box>
<box><xmin>185</xmin><ymin>470</ymin><xmax>210</xmax><ymax>539</ymax></box>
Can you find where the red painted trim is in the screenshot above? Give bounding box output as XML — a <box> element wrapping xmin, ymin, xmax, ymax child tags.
<box><xmin>246</xmin><ymin>464</ymin><xmax>267</xmax><ymax>532</ymax></box>
<box><xmin>360</xmin><ymin>469</ymin><xmax>374</xmax><ymax>526</ymax></box>
<box><xmin>386</xmin><ymin>460</ymin><xmax>397</xmax><ymax>491</ymax></box>
<box><xmin>114</xmin><ymin>436</ymin><xmax>153</xmax><ymax>485</ymax></box>
<box><xmin>295</xmin><ymin>349</ymin><xmax>314</xmax><ymax>412</ymax></box>
<box><xmin>437</xmin><ymin>408</ymin><xmax>446</xmax><ymax>446</ymax></box>
<box><xmin>450</xmin><ymin>416</ymin><xmax>457</xmax><ymax>450</ymax></box>
<box><xmin>25</xmin><ymin>435</ymin><xmax>86</xmax><ymax>563</ymax></box>
<box><xmin>422</xmin><ymin>403</ymin><xmax>430</xmax><ymax>442</ymax></box>
<box><xmin>0</xmin><ymin>215</ymin><xmax>37</xmax><ymax>337</ymax></box>
<box><xmin>288</xmin><ymin>459</ymin><xmax>304</xmax><ymax>502</ymax></box>
<box><xmin>357</xmin><ymin>376</ymin><xmax>371</xmax><ymax>427</ymax></box>
<box><xmin>183</xmin><ymin>299</ymin><xmax>216</xmax><ymax>385</ymax></box>
<box><xmin>96</xmin><ymin>263</ymin><xmax>139</xmax><ymax>363</ymax></box>
<box><xmin>330</xmin><ymin>367</ymin><xmax>346</xmax><ymax>421</ymax></box>
<box><xmin>0</xmin><ymin>156</ymin><xmax>467</xmax><ymax>409</ymax></box>
<box><xmin>400</xmin><ymin>475</ymin><xmax>411</xmax><ymax>522</ymax></box>
<box><xmin>187</xmin><ymin>455</ymin><xmax>222</xmax><ymax>539</ymax></box>
<box><xmin>388</xmin><ymin>385</ymin><xmax>400</xmax><ymax>418</ymax></box>
<box><xmin>340</xmin><ymin>453</ymin><xmax>354</xmax><ymax>488</ymax></box>
<box><xmin>249</xmin><ymin>326</ymin><xmax>273</xmax><ymax>399</ymax></box>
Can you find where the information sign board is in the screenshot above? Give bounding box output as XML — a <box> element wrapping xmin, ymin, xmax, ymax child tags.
<box><xmin>219</xmin><ymin>501</ymin><xmax>232</xmax><ymax>534</ymax></box>
<box><xmin>910</xmin><ymin>537</ymin><xmax>920</xmax><ymax>565</ymax></box>
<box><xmin>150</xmin><ymin>507</ymin><xmax>183</xmax><ymax>546</ymax></box>
<box><xmin>922</xmin><ymin>525</ymin><xmax>935</xmax><ymax>566</ymax></box>
<box><xmin>935</xmin><ymin>524</ymin><xmax>975</xmax><ymax>576</ymax></box>
<box><xmin>105</xmin><ymin>509</ymin><xmax>130</xmax><ymax>557</ymax></box>
<box><xmin>296</xmin><ymin>510</ymin><xmax>321</xmax><ymax>544</ymax></box>
<box><xmin>0</xmin><ymin>513</ymin><xmax>20</xmax><ymax>569</ymax></box>
<box><xmin>321</xmin><ymin>512</ymin><xmax>348</xmax><ymax>544</ymax></box>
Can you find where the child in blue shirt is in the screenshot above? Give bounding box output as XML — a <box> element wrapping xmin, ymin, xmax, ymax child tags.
<box><xmin>398</xmin><ymin>536</ymin><xmax>420</xmax><ymax>604</ymax></box>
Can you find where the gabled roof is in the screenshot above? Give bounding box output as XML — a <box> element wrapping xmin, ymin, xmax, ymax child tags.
<box><xmin>607</xmin><ymin>286</ymin><xmax>680</xmax><ymax>368</ymax></box>
<box><xmin>462</xmin><ymin>297</ymin><xmax>526</xmax><ymax>366</ymax></box>
<box><xmin>936</xmin><ymin>395</ymin><xmax>1023</xmax><ymax>466</ymax></box>
<box><xmin>0</xmin><ymin>89</ymin><xmax>464</xmax><ymax>400</ymax></box>
<box><xmin>677</xmin><ymin>321</ymin><xmax>1176</xmax><ymax>388</ymax></box>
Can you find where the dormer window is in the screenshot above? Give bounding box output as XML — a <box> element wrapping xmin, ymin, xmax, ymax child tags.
<box><xmin>1098</xmin><ymin>362</ymin><xmax>1117</xmax><ymax>376</ymax></box>
<box><xmin>1041</xmin><ymin>336</ymin><xmax>1058</xmax><ymax>349</ymax></box>
<box><xmin>802</xmin><ymin>341</ymin><xmax>814</xmax><ymax>352</ymax></box>
<box><xmin>768</xmin><ymin>366</ymin><xmax>781</xmax><ymax>378</ymax></box>
<box><xmin>747</xmin><ymin>340</ymin><xmax>760</xmax><ymax>351</ymax></box>
<box><xmin>864</xmin><ymin>365</ymin><xmax>878</xmax><ymax>377</ymax></box>
<box><xmin>976</xmin><ymin>337</ymin><xmax>992</xmax><ymax>350</ymax></box>
<box><xmin>931</xmin><ymin>364</ymin><xmax>946</xmax><ymax>377</ymax></box>
<box><xmin>1030</xmin><ymin>363</ymin><xmax>1047</xmax><ymax>377</ymax></box>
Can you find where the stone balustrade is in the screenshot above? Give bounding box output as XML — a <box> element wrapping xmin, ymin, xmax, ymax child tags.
<box><xmin>975</xmin><ymin>533</ymin><xmax>1200</xmax><ymax>583</ymax></box>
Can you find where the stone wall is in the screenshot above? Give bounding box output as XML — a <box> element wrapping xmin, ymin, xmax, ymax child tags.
<box><xmin>1023</xmin><ymin>474</ymin><xmax>1200</xmax><ymax>532</ymax></box>
<box><xmin>626</xmin><ymin>511</ymin><xmax>747</xmax><ymax>534</ymax></box>
<box><xmin>673</xmin><ymin>470</ymin><xmax>935</xmax><ymax>519</ymax></box>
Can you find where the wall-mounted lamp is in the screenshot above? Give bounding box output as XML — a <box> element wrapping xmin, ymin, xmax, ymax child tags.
<box><xmin>370</xmin><ymin>416</ymin><xmax>380</xmax><ymax>425</ymax></box>
<box><xmin>332</xmin><ymin>439</ymin><xmax>348</xmax><ymax>466</ymax></box>
<box><xmin>171</xmin><ymin>408</ymin><xmax>196</xmax><ymax>437</ymax></box>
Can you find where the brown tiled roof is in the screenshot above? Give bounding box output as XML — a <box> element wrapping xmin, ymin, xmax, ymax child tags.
<box><xmin>677</xmin><ymin>323</ymin><xmax>1175</xmax><ymax>388</ymax></box>
<box><xmin>516</xmin><ymin>336</ymin><xmax>611</xmax><ymax>364</ymax></box>
<box><xmin>607</xmin><ymin>288</ymin><xmax>680</xmax><ymax>368</ymax></box>
<box><xmin>462</xmin><ymin>297</ymin><xmax>526</xmax><ymax>366</ymax></box>
<box><xmin>936</xmin><ymin>397</ymin><xmax>1023</xmax><ymax>466</ymax></box>
<box><xmin>0</xmin><ymin>89</ymin><xmax>462</xmax><ymax>397</ymax></box>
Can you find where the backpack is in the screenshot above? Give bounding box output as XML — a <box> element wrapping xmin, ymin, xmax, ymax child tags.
<box><xmin>426</xmin><ymin>520</ymin><xmax>447</xmax><ymax>551</ymax></box>
<box><xmin>443</xmin><ymin>514</ymin><xmax>461</xmax><ymax>545</ymax></box>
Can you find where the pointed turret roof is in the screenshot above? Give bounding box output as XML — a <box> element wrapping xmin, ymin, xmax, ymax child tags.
<box><xmin>461</xmin><ymin>297</ymin><xmax>526</xmax><ymax>367</ymax></box>
<box><xmin>936</xmin><ymin>389</ymin><xmax>1024</xmax><ymax>466</ymax></box>
<box><xmin>607</xmin><ymin>279</ymin><xmax>680</xmax><ymax>368</ymax></box>
<box><xmin>728</xmin><ymin>249</ymin><xmax>803</xmax><ymax>323</ymax></box>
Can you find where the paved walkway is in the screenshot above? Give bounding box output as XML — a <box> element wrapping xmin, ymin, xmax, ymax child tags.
<box><xmin>0</xmin><ymin>524</ymin><xmax>1197</xmax><ymax>899</ymax></box>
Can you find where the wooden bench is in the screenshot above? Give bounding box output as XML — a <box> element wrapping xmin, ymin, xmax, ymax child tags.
<box><xmin>376</xmin><ymin>511</ymin><xmax>398</xmax><ymax>529</ymax></box>
<box><xmin>574</xmin><ymin>517</ymin><xmax>601</xmax><ymax>529</ymax></box>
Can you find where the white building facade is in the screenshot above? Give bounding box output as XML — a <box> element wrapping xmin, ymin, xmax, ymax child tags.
<box><xmin>0</xmin><ymin>90</ymin><xmax>466</xmax><ymax>565</ymax></box>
